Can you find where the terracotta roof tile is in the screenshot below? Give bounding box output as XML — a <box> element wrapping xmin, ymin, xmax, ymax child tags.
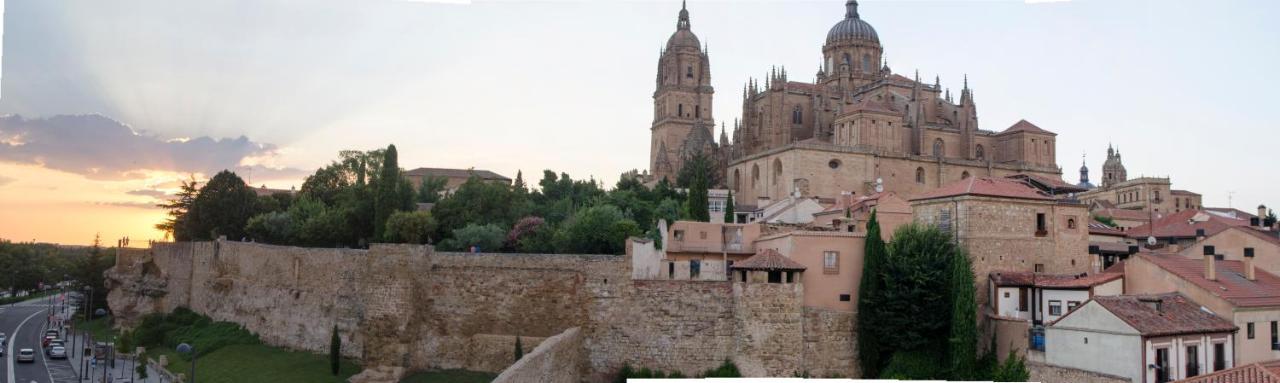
<box><xmin>911</xmin><ymin>177</ymin><xmax>1053</xmax><ymax>202</ymax></box>
<box><xmin>1174</xmin><ymin>360</ymin><xmax>1280</xmax><ymax>383</ymax></box>
<box><xmin>404</xmin><ymin>167</ymin><xmax>510</xmax><ymax>182</ymax></box>
<box><xmin>1089</xmin><ymin>220</ymin><xmax>1127</xmax><ymax>236</ymax></box>
<box><xmin>1138</xmin><ymin>252</ymin><xmax>1280</xmax><ymax>308</ymax></box>
<box><xmin>1084</xmin><ymin>293</ymin><xmax>1237</xmax><ymax>337</ymax></box>
<box><xmin>1095</xmin><ymin>207</ymin><xmax>1151</xmax><ymax>221</ymax></box>
<box><xmin>1127</xmin><ymin>209</ymin><xmax>1250</xmax><ymax>240</ymax></box>
<box><xmin>989</xmin><ymin>271</ymin><xmax>1121</xmax><ymax>289</ymax></box>
<box><xmin>732</xmin><ymin>249</ymin><xmax>807</xmax><ymax>271</ymax></box>
<box><xmin>999</xmin><ymin>119</ymin><xmax>1056</xmax><ymax>136</ymax></box>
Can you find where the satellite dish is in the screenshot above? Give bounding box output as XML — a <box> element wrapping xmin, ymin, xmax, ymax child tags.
<box><xmin>1147</xmin><ymin>236</ymin><xmax>1157</xmax><ymax>246</ymax></box>
<box><xmin>874</xmin><ymin>178</ymin><xmax>884</xmax><ymax>193</ymax></box>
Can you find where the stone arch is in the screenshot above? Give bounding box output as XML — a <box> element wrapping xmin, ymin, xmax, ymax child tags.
<box><xmin>916</xmin><ymin>167</ymin><xmax>926</xmax><ymax>184</ymax></box>
<box><xmin>961</xmin><ymin>171</ymin><xmax>971</xmax><ymax>180</ymax></box>
<box><xmin>933</xmin><ymin>139</ymin><xmax>945</xmax><ymax>158</ymax></box>
<box><xmin>751</xmin><ymin>164</ymin><xmax>760</xmax><ymax>187</ymax></box>
<box><xmin>975</xmin><ymin>144</ymin><xmax>985</xmax><ymax>160</ymax></box>
<box><xmin>772</xmin><ymin>158</ymin><xmax>783</xmax><ymax>186</ymax></box>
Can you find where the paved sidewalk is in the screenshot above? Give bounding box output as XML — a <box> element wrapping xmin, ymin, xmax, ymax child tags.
<box><xmin>63</xmin><ymin>332</ymin><xmax>169</xmax><ymax>383</ymax></box>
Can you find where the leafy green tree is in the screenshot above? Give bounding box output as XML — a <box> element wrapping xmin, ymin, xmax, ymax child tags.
<box><xmin>300</xmin><ymin>165</ymin><xmax>352</xmax><ymax>207</ymax></box>
<box><xmin>507</xmin><ymin>216</ymin><xmax>550</xmax><ymax>252</ymax></box>
<box><xmin>442</xmin><ymin>223</ymin><xmax>507</xmax><ymax>252</ymax></box>
<box><xmin>724</xmin><ymin>190</ymin><xmax>736</xmax><ymax>223</ymax></box>
<box><xmin>433</xmin><ymin>177</ymin><xmax>528</xmax><ymax>240</ymax></box>
<box><xmin>676</xmin><ymin>151</ymin><xmax>721</xmax><ymax>189</ymax></box>
<box><xmin>136</xmin><ymin>351</ymin><xmax>149</xmax><ymax>379</ymax></box>
<box><xmin>948</xmin><ymin>248</ymin><xmax>977</xmax><ymax>380</ymax></box>
<box><xmin>512</xmin><ymin>170</ymin><xmax>527</xmax><ymax>192</ymax></box>
<box><xmin>992</xmin><ymin>351</ymin><xmax>1030</xmax><ymax>382</ymax></box>
<box><xmin>683</xmin><ymin>157</ymin><xmax>710</xmax><ymax>222</ymax></box>
<box><xmin>857</xmin><ymin>211</ymin><xmax>887</xmax><ymax>377</ymax></box>
<box><xmin>384</xmin><ymin>211</ymin><xmax>437</xmax><ymax>244</ymax></box>
<box><xmin>1266</xmin><ymin>209</ymin><xmax>1278</xmax><ymax>228</ymax></box>
<box><xmin>156</xmin><ymin>176</ymin><xmax>199</xmax><ymax>241</ymax></box>
<box><xmin>184</xmin><ymin>170</ymin><xmax>258</xmax><ymax>240</ymax></box>
<box><xmin>880</xmin><ymin>350</ymin><xmax>946</xmax><ymax>380</ymax></box>
<box><xmin>1091</xmin><ymin>214</ymin><xmax>1117</xmax><ymax>227</ymax></box>
<box><xmin>873</xmin><ymin>224</ymin><xmax>956</xmax><ymax>352</ymax></box>
<box><xmin>330</xmin><ymin>326</ymin><xmax>341</xmax><ymax>375</ymax></box>
<box><xmin>244</xmin><ymin>211</ymin><xmax>294</xmax><ymax>245</ymax></box>
<box><xmin>554</xmin><ymin>205</ymin><xmax>641</xmax><ymax>255</ymax></box>
<box><xmin>416</xmin><ymin>175</ymin><xmax>448</xmax><ymax>203</ymax></box>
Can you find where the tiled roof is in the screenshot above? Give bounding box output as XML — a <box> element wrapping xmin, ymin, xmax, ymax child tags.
<box><xmin>1173</xmin><ymin>359</ymin><xmax>1280</xmax><ymax>383</ymax></box>
<box><xmin>1089</xmin><ymin>220</ymin><xmax>1127</xmax><ymax>236</ymax></box>
<box><xmin>1138</xmin><ymin>252</ymin><xmax>1280</xmax><ymax>308</ymax></box>
<box><xmin>910</xmin><ymin>177</ymin><xmax>1054</xmax><ymax>202</ymax></box>
<box><xmin>1006</xmin><ymin>174</ymin><xmax>1088</xmax><ymax>194</ymax></box>
<box><xmin>1091</xmin><ymin>241</ymin><xmax>1133</xmax><ymax>254</ymax></box>
<box><xmin>989</xmin><ymin>271</ymin><xmax>1121</xmax><ymax>289</ymax></box>
<box><xmin>732</xmin><ymin>249</ymin><xmax>807</xmax><ymax>271</ymax></box>
<box><xmin>404</xmin><ymin>167</ymin><xmax>510</xmax><ymax>182</ymax></box>
<box><xmin>1234</xmin><ymin>226</ymin><xmax>1280</xmax><ymax>246</ymax></box>
<box><xmin>1083</xmin><ymin>293</ymin><xmax>1237</xmax><ymax>337</ymax></box>
<box><xmin>999</xmin><ymin>119</ymin><xmax>1056</xmax><ymax>136</ymax></box>
<box><xmin>1103</xmin><ymin>261</ymin><xmax>1126</xmax><ymax>275</ymax></box>
<box><xmin>1095</xmin><ymin>207</ymin><xmax>1151</xmax><ymax>222</ymax></box>
<box><xmin>1171</xmin><ymin>189</ymin><xmax>1201</xmax><ymax>196</ymax></box>
<box><xmin>1205</xmin><ymin>207</ymin><xmax>1258</xmax><ymax>220</ymax></box>
<box><xmin>1127</xmin><ymin>209</ymin><xmax>1250</xmax><ymax>240</ymax></box>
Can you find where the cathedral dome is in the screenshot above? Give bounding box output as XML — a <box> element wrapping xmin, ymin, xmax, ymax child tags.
<box><xmin>826</xmin><ymin>1</ymin><xmax>879</xmax><ymax>45</ymax></box>
<box><xmin>666</xmin><ymin>1</ymin><xmax>701</xmax><ymax>50</ymax></box>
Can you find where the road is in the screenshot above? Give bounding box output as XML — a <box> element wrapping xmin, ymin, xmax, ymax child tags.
<box><xmin>1</xmin><ymin>295</ymin><xmax>75</xmax><ymax>383</ymax></box>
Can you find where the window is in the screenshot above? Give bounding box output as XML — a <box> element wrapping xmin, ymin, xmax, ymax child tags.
<box><xmin>828</xmin><ymin>159</ymin><xmax>841</xmax><ymax>169</ymax></box>
<box><xmin>1214</xmin><ymin>343</ymin><xmax>1226</xmax><ymax>371</ymax></box>
<box><xmin>1048</xmin><ymin>300</ymin><xmax>1062</xmax><ymax>316</ymax></box>
<box><xmin>1036</xmin><ymin>213</ymin><xmax>1047</xmax><ymax>236</ymax></box>
<box><xmin>1273</xmin><ymin>321</ymin><xmax>1279</xmax><ymax>351</ymax></box>
<box><xmin>674</xmin><ymin>230</ymin><xmax>685</xmax><ymax>241</ymax></box>
<box><xmin>842</xmin><ymin>53</ymin><xmax>851</xmax><ymax>67</ymax></box>
<box><xmin>1248</xmin><ymin>322</ymin><xmax>1256</xmax><ymax>339</ymax></box>
<box><xmin>939</xmin><ymin>209</ymin><xmax>953</xmax><ymax>234</ymax></box>
<box><xmin>699</xmin><ymin>231</ymin><xmax>707</xmax><ymax>240</ymax></box>
<box><xmin>695</xmin><ymin>105</ymin><xmax>700</xmax><ymax>118</ymax></box>
<box><xmin>1003</xmin><ymin>292</ymin><xmax>1010</xmax><ymax>298</ymax></box>
<box><xmin>773</xmin><ymin>159</ymin><xmax>782</xmax><ymax>186</ymax></box>
<box><xmin>975</xmin><ymin>145</ymin><xmax>985</xmax><ymax>160</ymax></box>
<box><xmin>839</xmin><ymin>294</ymin><xmax>852</xmax><ymax>302</ymax></box>
<box><xmin>1155</xmin><ymin>348</ymin><xmax>1170</xmax><ymax>383</ymax></box>
<box><xmin>961</xmin><ymin>171</ymin><xmax>970</xmax><ymax>179</ymax></box>
<box><xmin>752</xmin><ymin>164</ymin><xmax>760</xmax><ymax>186</ymax></box>
<box><xmin>1067</xmin><ymin>301</ymin><xmax>1081</xmax><ymax>312</ymax></box>
<box><xmin>1035</xmin><ymin>263</ymin><xmax>1045</xmax><ymax>273</ymax></box>
<box><xmin>678</xmin><ymin>104</ymin><xmax>684</xmax><ymax>117</ymax></box>
<box><xmin>824</xmin><ymin>251</ymin><xmax>839</xmax><ymax>273</ymax></box>
<box><xmin>768</xmin><ymin>270</ymin><xmax>783</xmax><ymax>283</ymax></box>
<box><xmin>690</xmin><ymin>260</ymin><xmax>701</xmax><ymax>279</ymax></box>
<box><xmin>792</xmin><ymin>106</ymin><xmax>803</xmax><ymax>124</ymax></box>
<box><xmin>1018</xmin><ymin>288</ymin><xmax>1029</xmax><ymax>311</ymax></box>
<box><xmin>1067</xmin><ymin>218</ymin><xmax>1077</xmax><ymax>230</ymax></box>
<box><xmin>686</xmin><ymin>66</ymin><xmax>693</xmax><ymax>78</ymax></box>
<box><xmin>861</xmin><ymin>54</ymin><xmax>871</xmax><ymax>72</ymax></box>
<box><xmin>932</xmin><ymin>139</ymin><xmax>945</xmax><ymax>158</ymax></box>
<box><xmin>916</xmin><ymin>167</ymin><xmax>925</xmax><ymax>184</ymax></box>
<box><xmin>1186</xmin><ymin>345</ymin><xmax>1200</xmax><ymax>377</ymax></box>
<box><xmin>668</xmin><ymin>262</ymin><xmax>675</xmax><ymax>279</ymax></box>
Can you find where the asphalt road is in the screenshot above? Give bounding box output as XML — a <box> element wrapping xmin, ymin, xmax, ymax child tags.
<box><xmin>1</xmin><ymin>296</ymin><xmax>74</xmax><ymax>383</ymax></box>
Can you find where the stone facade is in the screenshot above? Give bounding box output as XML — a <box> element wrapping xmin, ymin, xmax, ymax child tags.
<box><xmin>493</xmin><ymin>327</ymin><xmax>583</xmax><ymax>383</ymax></box>
<box><xmin>1028</xmin><ymin>362</ymin><xmax>1129</xmax><ymax>383</ymax></box>
<box><xmin>106</xmin><ymin>240</ymin><xmax>860</xmax><ymax>382</ymax></box>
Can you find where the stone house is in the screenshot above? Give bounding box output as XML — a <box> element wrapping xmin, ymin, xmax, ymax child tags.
<box><xmin>1045</xmin><ymin>293</ymin><xmax>1237</xmax><ymax>383</ymax></box>
<box><xmin>1126</xmin><ymin>209</ymin><xmax>1253</xmax><ymax>251</ymax></box>
<box><xmin>1173</xmin><ymin>224</ymin><xmax>1280</xmax><ymax>276</ymax></box>
<box><xmin>403</xmin><ymin>167</ymin><xmax>510</xmax><ymax>196</ymax></box>
<box><xmin>754</xmin><ymin>229</ymin><xmax>863</xmax><ymax>311</ymax></box>
<box><xmin>810</xmin><ymin>191</ymin><xmax>912</xmax><ymax>238</ymax></box>
<box><xmin>1124</xmin><ymin>251</ymin><xmax>1280</xmax><ymax>365</ymax></box>
<box><xmin>1091</xmin><ymin>220</ymin><xmax>1138</xmax><ymax>270</ymax></box>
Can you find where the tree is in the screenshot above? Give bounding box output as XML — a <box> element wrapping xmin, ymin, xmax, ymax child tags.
<box><xmin>416</xmin><ymin>175</ymin><xmax>448</xmax><ymax>203</ymax></box>
<box><xmin>683</xmin><ymin>156</ymin><xmax>710</xmax><ymax>222</ymax></box>
<box><xmin>947</xmin><ymin>248</ymin><xmax>977</xmax><ymax>380</ymax></box>
<box><xmin>384</xmin><ymin>211</ymin><xmax>437</xmax><ymax>244</ymax></box>
<box><xmin>183</xmin><ymin>170</ymin><xmax>258</xmax><ymax>240</ymax></box>
<box><xmin>373</xmin><ymin>144</ymin><xmax>403</xmax><ymax>241</ymax></box>
<box><xmin>244</xmin><ymin>211</ymin><xmax>294</xmax><ymax>245</ymax></box>
<box><xmin>676</xmin><ymin>151</ymin><xmax>722</xmax><ymax>189</ymax></box>
<box><xmin>1267</xmin><ymin>209</ymin><xmax>1278</xmax><ymax>228</ymax></box>
<box><xmin>330</xmin><ymin>326</ymin><xmax>342</xmax><ymax>375</ymax></box>
<box><xmin>442</xmin><ymin>223</ymin><xmax>506</xmax><ymax>252</ymax></box>
<box><xmin>1091</xmin><ymin>214</ymin><xmax>1117</xmax><ymax>228</ymax></box>
<box><xmin>992</xmin><ymin>351</ymin><xmax>1029</xmax><ymax>382</ymax></box>
<box><xmin>553</xmin><ymin>205</ymin><xmax>641</xmax><ymax>255</ymax></box>
<box><xmin>857</xmin><ymin>211</ymin><xmax>887</xmax><ymax>377</ymax></box>
<box><xmin>723</xmin><ymin>190</ymin><xmax>736</xmax><ymax>223</ymax></box>
<box><xmin>136</xmin><ymin>351</ymin><xmax>149</xmax><ymax>380</ymax></box>
<box><xmin>513</xmin><ymin>170</ymin><xmax>527</xmax><ymax>192</ymax></box>
<box><xmin>514</xmin><ymin>335</ymin><xmax>524</xmax><ymax>362</ymax></box>
<box><xmin>433</xmin><ymin>176</ymin><xmax>528</xmax><ymax>240</ymax></box>
<box><xmin>156</xmin><ymin>175</ymin><xmax>199</xmax><ymax>241</ymax></box>
<box><xmin>873</xmin><ymin>224</ymin><xmax>956</xmax><ymax>352</ymax></box>
<box><xmin>507</xmin><ymin>216</ymin><xmax>551</xmax><ymax>252</ymax></box>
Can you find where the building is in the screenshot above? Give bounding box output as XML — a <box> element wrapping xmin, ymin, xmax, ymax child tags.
<box><xmin>755</xmin><ymin>228</ymin><xmax>864</xmax><ymax>311</ymax></box>
<box><xmin>1172</xmin><ymin>359</ymin><xmax>1280</xmax><ymax>383</ymax></box>
<box><xmin>1077</xmin><ymin>144</ymin><xmax>1202</xmax><ymax>219</ymax></box>
<box><xmin>251</xmin><ymin>184</ymin><xmax>296</xmax><ymax>197</ymax></box>
<box><xmin>1093</xmin><ymin>200</ymin><xmax>1158</xmax><ymax>230</ymax></box>
<box><xmin>911</xmin><ymin>176</ymin><xmax>1095</xmax><ymax>310</ymax></box>
<box><xmin>1045</xmin><ymin>293</ymin><xmax>1237</xmax><ymax>383</ymax></box>
<box><xmin>1126</xmin><ymin>209</ymin><xmax>1253</xmax><ymax>251</ymax></box>
<box><xmin>403</xmin><ymin>167</ymin><xmax>511</xmax><ymax>196</ymax></box>
<box><xmin>1125</xmin><ymin>252</ymin><xmax>1280</xmax><ymax>365</ymax></box>
<box><xmin>1091</xmin><ymin>220</ymin><xmax>1138</xmax><ymax>269</ymax></box>
<box><xmin>989</xmin><ymin>270</ymin><xmax>1124</xmax><ymax>325</ymax></box>
<box><xmin>1172</xmin><ymin>224</ymin><xmax>1280</xmax><ymax>278</ymax></box>
<box><xmin>810</xmin><ymin>191</ymin><xmax>912</xmax><ymax>237</ymax></box>
<box><xmin>646</xmin><ymin>1</ymin><xmax>1065</xmax><ymax>203</ymax></box>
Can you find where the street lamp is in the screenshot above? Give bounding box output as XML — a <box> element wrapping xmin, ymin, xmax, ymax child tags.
<box><xmin>83</xmin><ymin>285</ymin><xmax>93</xmax><ymax>321</ymax></box>
<box><xmin>177</xmin><ymin>343</ymin><xmax>197</xmax><ymax>383</ymax></box>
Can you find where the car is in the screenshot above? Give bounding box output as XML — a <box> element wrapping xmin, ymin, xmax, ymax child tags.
<box><xmin>48</xmin><ymin>346</ymin><xmax>67</xmax><ymax>359</ymax></box>
<box><xmin>45</xmin><ymin>329</ymin><xmax>59</xmax><ymax>338</ymax></box>
<box><xmin>49</xmin><ymin>340</ymin><xmax>65</xmax><ymax>349</ymax></box>
<box><xmin>16</xmin><ymin>348</ymin><xmax>35</xmax><ymax>363</ymax></box>
<box><xmin>0</xmin><ymin>331</ymin><xmax>6</xmax><ymax>346</ymax></box>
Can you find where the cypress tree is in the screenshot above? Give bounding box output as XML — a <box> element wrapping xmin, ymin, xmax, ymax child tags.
<box><xmin>948</xmin><ymin>248</ymin><xmax>977</xmax><ymax>380</ymax></box>
<box><xmin>723</xmin><ymin>190</ymin><xmax>736</xmax><ymax>223</ymax></box>
<box><xmin>373</xmin><ymin>144</ymin><xmax>400</xmax><ymax>241</ymax></box>
<box><xmin>857</xmin><ymin>210</ymin><xmax>887</xmax><ymax>377</ymax></box>
<box><xmin>330</xmin><ymin>326</ymin><xmax>341</xmax><ymax>375</ymax></box>
<box><xmin>685</xmin><ymin>156</ymin><xmax>710</xmax><ymax>222</ymax></box>
<box><xmin>514</xmin><ymin>335</ymin><xmax>524</xmax><ymax>362</ymax></box>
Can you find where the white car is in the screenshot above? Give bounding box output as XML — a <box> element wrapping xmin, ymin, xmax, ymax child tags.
<box><xmin>0</xmin><ymin>331</ymin><xmax>7</xmax><ymax>346</ymax></box>
<box><xmin>48</xmin><ymin>346</ymin><xmax>67</xmax><ymax>359</ymax></box>
<box><xmin>16</xmin><ymin>348</ymin><xmax>35</xmax><ymax>363</ymax></box>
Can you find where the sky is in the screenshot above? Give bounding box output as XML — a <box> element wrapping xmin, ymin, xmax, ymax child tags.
<box><xmin>0</xmin><ymin>0</ymin><xmax>1277</xmax><ymax>245</ymax></box>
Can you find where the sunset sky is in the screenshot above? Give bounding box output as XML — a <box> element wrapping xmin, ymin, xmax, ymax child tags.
<box><xmin>1</xmin><ymin>0</ymin><xmax>1277</xmax><ymax>245</ymax></box>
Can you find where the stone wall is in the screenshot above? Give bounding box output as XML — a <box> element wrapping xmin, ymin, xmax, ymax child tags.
<box><xmin>493</xmin><ymin>327</ymin><xmax>583</xmax><ymax>383</ymax></box>
<box><xmin>107</xmin><ymin>239</ymin><xmax>859</xmax><ymax>382</ymax></box>
<box><xmin>1028</xmin><ymin>362</ymin><xmax>1129</xmax><ymax>383</ymax></box>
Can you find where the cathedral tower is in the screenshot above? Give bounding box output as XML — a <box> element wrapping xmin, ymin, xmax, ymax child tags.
<box><xmin>650</xmin><ymin>1</ymin><xmax>715</xmax><ymax>183</ymax></box>
<box><xmin>1101</xmin><ymin>145</ymin><xmax>1128</xmax><ymax>189</ymax></box>
<box><xmin>821</xmin><ymin>1</ymin><xmax>883</xmax><ymax>90</ymax></box>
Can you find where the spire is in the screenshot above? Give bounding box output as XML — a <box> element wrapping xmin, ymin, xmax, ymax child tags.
<box><xmin>963</xmin><ymin>74</ymin><xmax>969</xmax><ymax>91</ymax></box>
<box><xmin>845</xmin><ymin>0</ymin><xmax>860</xmax><ymax>19</ymax></box>
<box><xmin>677</xmin><ymin>0</ymin><xmax>691</xmax><ymax>30</ymax></box>
<box><xmin>934</xmin><ymin>75</ymin><xmax>940</xmax><ymax>90</ymax></box>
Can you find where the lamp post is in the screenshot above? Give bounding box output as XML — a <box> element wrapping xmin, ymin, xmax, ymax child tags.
<box><xmin>177</xmin><ymin>343</ymin><xmax>197</xmax><ymax>383</ymax></box>
<box><xmin>83</xmin><ymin>285</ymin><xmax>93</xmax><ymax>322</ymax></box>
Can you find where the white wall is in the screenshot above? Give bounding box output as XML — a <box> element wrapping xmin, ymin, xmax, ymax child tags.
<box><xmin>1046</xmin><ymin>302</ymin><xmax>1143</xmax><ymax>383</ymax></box>
<box><xmin>631</xmin><ymin>238</ymin><xmax>664</xmax><ymax>280</ymax></box>
<box><xmin>995</xmin><ymin>286</ymin><xmax>1030</xmax><ymax>320</ymax></box>
<box><xmin>1092</xmin><ymin>278</ymin><xmax>1124</xmax><ymax>297</ymax></box>
<box><xmin>1041</xmin><ymin>289</ymin><xmax>1091</xmax><ymax>323</ymax></box>
<box><xmin>1144</xmin><ymin>333</ymin><xmax>1233</xmax><ymax>383</ymax></box>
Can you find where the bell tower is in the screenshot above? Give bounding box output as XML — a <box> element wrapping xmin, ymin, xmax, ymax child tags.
<box><xmin>650</xmin><ymin>1</ymin><xmax>714</xmax><ymax>183</ymax></box>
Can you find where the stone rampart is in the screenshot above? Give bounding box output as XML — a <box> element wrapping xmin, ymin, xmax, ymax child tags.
<box><xmin>1028</xmin><ymin>362</ymin><xmax>1129</xmax><ymax>383</ymax></box>
<box><xmin>493</xmin><ymin>327</ymin><xmax>583</xmax><ymax>383</ymax></box>
<box><xmin>107</xmin><ymin>239</ymin><xmax>859</xmax><ymax>382</ymax></box>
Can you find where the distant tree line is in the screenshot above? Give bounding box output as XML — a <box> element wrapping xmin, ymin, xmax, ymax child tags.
<box><xmin>157</xmin><ymin>145</ymin><xmax>721</xmax><ymax>255</ymax></box>
<box><xmin>0</xmin><ymin>234</ymin><xmax>114</xmax><ymax>311</ymax></box>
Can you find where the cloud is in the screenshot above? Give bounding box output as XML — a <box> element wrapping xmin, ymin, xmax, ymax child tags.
<box><xmin>0</xmin><ymin>114</ymin><xmax>304</xmax><ymax>180</ymax></box>
<box><xmin>125</xmin><ymin>189</ymin><xmax>168</xmax><ymax>198</ymax></box>
<box><xmin>93</xmin><ymin>201</ymin><xmax>162</xmax><ymax>209</ymax></box>
<box><xmin>0</xmin><ymin>176</ymin><xmax>14</xmax><ymax>187</ymax></box>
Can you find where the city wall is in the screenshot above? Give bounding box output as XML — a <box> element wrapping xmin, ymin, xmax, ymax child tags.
<box><xmin>106</xmin><ymin>239</ymin><xmax>858</xmax><ymax>382</ymax></box>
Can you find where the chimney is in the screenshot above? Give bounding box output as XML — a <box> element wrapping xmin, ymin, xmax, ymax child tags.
<box><xmin>1245</xmin><ymin>247</ymin><xmax>1256</xmax><ymax>281</ymax></box>
<box><xmin>1196</xmin><ymin>228</ymin><xmax>1206</xmax><ymax>241</ymax></box>
<box><xmin>1204</xmin><ymin>245</ymin><xmax>1217</xmax><ymax>280</ymax></box>
<box><xmin>1260</xmin><ymin>205</ymin><xmax>1268</xmax><ymax>222</ymax></box>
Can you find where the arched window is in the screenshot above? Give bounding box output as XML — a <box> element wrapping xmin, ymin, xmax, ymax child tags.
<box><xmin>975</xmin><ymin>145</ymin><xmax>985</xmax><ymax>160</ymax></box>
<box><xmin>1067</xmin><ymin>218</ymin><xmax>1077</xmax><ymax>230</ymax></box>
<box><xmin>916</xmin><ymin>167</ymin><xmax>925</xmax><ymax>184</ymax></box>
<box><xmin>842</xmin><ymin>53</ymin><xmax>851</xmax><ymax>67</ymax></box>
<box><xmin>733</xmin><ymin>169</ymin><xmax>741</xmax><ymax>190</ymax></box>
<box><xmin>961</xmin><ymin>171</ymin><xmax>971</xmax><ymax>180</ymax></box>
<box><xmin>933</xmin><ymin>139</ymin><xmax>945</xmax><ymax>158</ymax></box>
<box><xmin>792</xmin><ymin>106</ymin><xmax>803</xmax><ymax>125</ymax></box>
<box><xmin>861</xmin><ymin>54</ymin><xmax>871</xmax><ymax>72</ymax></box>
<box><xmin>678</xmin><ymin>104</ymin><xmax>683</xmax><ymax>117</ymax></box>
<box><xmin>751</xmin><ymin>164</ymin><xmax>760</xmax><ymax>187</ymax></box>
<box><xmin>686</xmin><ymin>66</ymin><xmax>693</xmax><ymax>78</ymax></box>
<box><xmin>773</xmin><ymin>159</ymin><xmax>783</xmax><ymax>186</ymax></box>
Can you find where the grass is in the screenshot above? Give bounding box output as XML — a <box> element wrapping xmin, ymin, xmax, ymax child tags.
<box><xmin>78</xmin><ymin>316</ymin><xmax>120</xmax><ymax>342</ymax></box>
<box><xmin>399</xmin><ymin>369</ymin><xmax>496</xmax><ymax>383</ymax></box>
<box><xmin>155</xmin><ymin>344</ymin><xmax>361</xmax><ymax>383</ymax></box>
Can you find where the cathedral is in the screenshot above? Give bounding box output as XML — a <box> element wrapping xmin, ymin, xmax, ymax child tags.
<box><xmin>649</xmin><ymin>1</ymin><xmax>1065</xmax><ymax>204</ymax></box>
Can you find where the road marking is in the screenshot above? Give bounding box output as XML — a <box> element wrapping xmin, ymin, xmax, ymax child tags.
<box><xmin>7</xmin><ymin>308</ymin><xmax>43</xmax><ymax>383</ymax></box>
<box><xmin>36</xmin><ymin>323</ymin><xmax>54</xmax><ymax>383</ymax></box>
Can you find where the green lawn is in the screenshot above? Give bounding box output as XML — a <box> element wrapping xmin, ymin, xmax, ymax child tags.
<box><xmin>77</xmin><ymin>316</ymin><xmax>119</xmax><ymax>342</ymax></box>
<box><xmin>156</xmin><ymin>344</ymin><xmax>361</xmax><ymax>383</ymax></box>
<box><xmin>400</xmin><ymin>369</ymin><xmax>496</xmax><ymax>383</ymax></box>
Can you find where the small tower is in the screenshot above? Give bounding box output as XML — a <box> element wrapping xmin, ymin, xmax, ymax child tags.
<box><xmin>1101</xmin><ymin>144</ymin><xmax>1128</xmax><ymax>189</ymax></box>
<box><xmin>1077</xmin><ymin>153</ymin><xmax>1095</xmax><ymax>189</ymax></box>
<box><xmin>650</xmin><ymin>1</ymin><xmax>715</xmax><ymax>183</ymax></box>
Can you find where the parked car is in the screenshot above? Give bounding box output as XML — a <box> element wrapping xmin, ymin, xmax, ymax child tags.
<box><xmin>17</xmin><ymin>348</ymin><xmax>35</xmax><ymax>363</ymax></box>
<box><xmin>48</xmin><ymin>346</ymin><xmax>67</xmax><ymax>359</ymax></box>
<box><xmin>49</xmin><ymin>340</ymin><xmax>65</xmax><ymax>349</ymax></box>
<box><xmin>0</xmin><ymin>331</ymin><xmax>7</xmax><ymax>346</ymax></box>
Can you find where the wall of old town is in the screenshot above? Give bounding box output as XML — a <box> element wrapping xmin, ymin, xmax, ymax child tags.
<box><xmin>106</xmin><ymin>240</ymin><xmax>858</xmax><ymax>382</ymax></box>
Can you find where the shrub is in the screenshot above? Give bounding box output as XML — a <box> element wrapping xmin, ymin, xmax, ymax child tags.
<box><xmin>992</xmin><ymin>351</ymin><xmax>1030</xmax><ymax>382</ymax></box>
<box><xmin>879</xmin><ymin>350</ymin><xmax>945</xmax><ymax>380</ymax></box>
<box><xmin>701</xmin><ymin>359</ymin><xmax>742</xmax><ymax>378</ymax></box>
